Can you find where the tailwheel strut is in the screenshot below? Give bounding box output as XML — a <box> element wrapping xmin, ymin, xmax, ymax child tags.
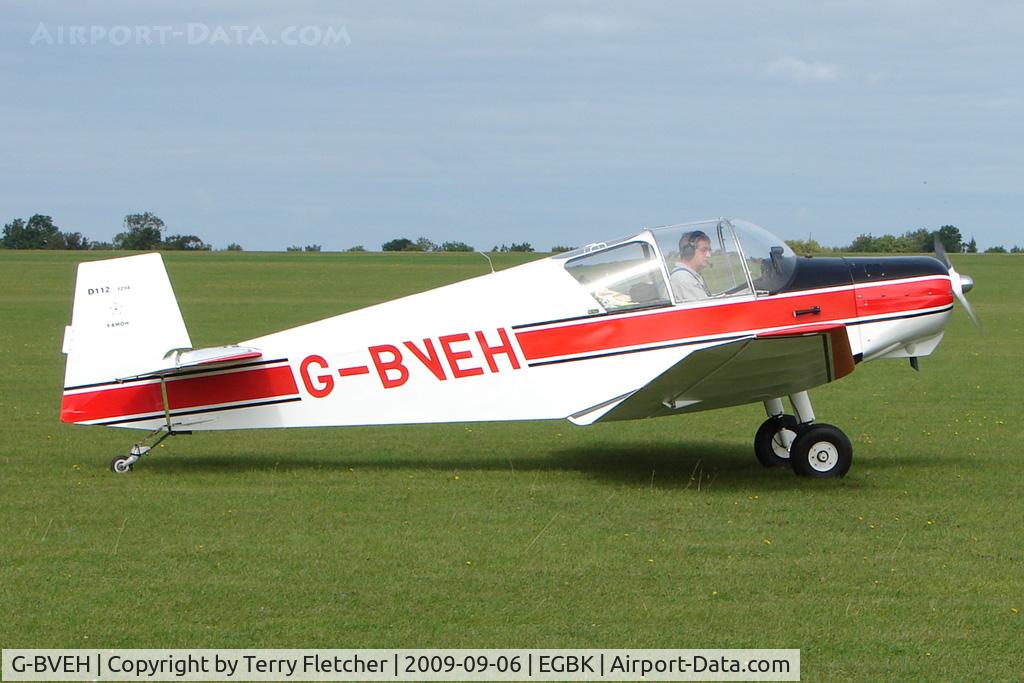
<box><xmin>109</xmin><ymin>375</ymin><xmax>191</xmax><ymax>474</ymax></box>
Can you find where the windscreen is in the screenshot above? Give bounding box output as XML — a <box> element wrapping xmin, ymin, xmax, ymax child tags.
<box><xmin>729</xmin><ymin>219</ymin><xmax>797</xmax><ymax>294</ymax></box>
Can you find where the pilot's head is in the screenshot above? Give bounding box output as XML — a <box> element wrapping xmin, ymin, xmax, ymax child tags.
<box><xmin>679</xmin><ymin>230</ymin><xmax>712</xmax><ymax>271</ymax></box>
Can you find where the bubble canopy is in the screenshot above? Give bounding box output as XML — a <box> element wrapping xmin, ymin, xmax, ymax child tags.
<box><xmin>559</xmin><ymin>218</ymin><xmax>797</xmax><ymax>312</ymax></box>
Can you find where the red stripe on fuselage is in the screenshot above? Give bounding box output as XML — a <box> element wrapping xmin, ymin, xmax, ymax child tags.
<box><xmin>60</xmin><ymin>365</ymin><xmax>299</xmax><ymax>424</ymax></box>
<box><xmin>515</xmin><ymin>278</ymin><xmax>952</xmax><ymax>362</ymax></box>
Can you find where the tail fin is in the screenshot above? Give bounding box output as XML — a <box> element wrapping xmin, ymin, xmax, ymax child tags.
<box><xmin>62</xmin><ymin>253</ymin><xmax>192</xmax><ymax>393</ymax></box>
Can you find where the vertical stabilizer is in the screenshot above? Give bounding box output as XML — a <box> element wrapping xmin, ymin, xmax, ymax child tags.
<box><xmin>62</xmin><ymin>253</ymin><xmax>191</xmax><ymax>391</ymax></box>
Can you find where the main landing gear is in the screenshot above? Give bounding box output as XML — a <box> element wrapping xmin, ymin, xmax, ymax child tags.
<box><xmin>754</xmin><ymin>392</ymin><xmax>852</xmax><ymax>478</ymax></box>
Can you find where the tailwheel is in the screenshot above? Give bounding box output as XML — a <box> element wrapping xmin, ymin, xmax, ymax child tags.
<box><xmin>107</xmin><ymin>427</ymin><xmax>190</xmax><ymax>474</ymax></box>
<box><xmin>754</xmin><ymin>415</ymin><xmax>800</xmax><ymax>468</ymax></box>
<box><xmin>110</xmin><ymin>455</ymin><xmax>134</xmax><ymax>474</ymax></box>
<box><xmin>789</xmin><ymin>423</ymin><xmax>852</xmax><ymax>478</ymax></box>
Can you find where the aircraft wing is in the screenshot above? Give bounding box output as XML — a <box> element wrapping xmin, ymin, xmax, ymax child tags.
<box><xmin>569</xmin><ymin>324</ymin><xmax>855</xmax><ymax>425</ymax></box>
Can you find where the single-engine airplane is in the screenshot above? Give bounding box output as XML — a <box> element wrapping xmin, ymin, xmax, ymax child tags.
<box><xmin>60</xmin><ymin>219</ymin><xmax>977</xmax><ymax>477</ymax></box>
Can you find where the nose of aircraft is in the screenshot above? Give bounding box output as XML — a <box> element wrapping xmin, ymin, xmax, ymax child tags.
<box><xmin>959</xmin><ymin>273</ymin><xmax>974</xmax><ymax>294</ymax></box>
<box><xmin>934</xmin><ymin>237</ymin><xmax>980</xmax><ymax>328</ymax></box>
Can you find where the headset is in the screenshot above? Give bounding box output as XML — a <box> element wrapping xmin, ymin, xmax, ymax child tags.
<box><xmin>679</xmin><ymin>230</ymin><xmax>710</xmax><ymax>260</ymax></box>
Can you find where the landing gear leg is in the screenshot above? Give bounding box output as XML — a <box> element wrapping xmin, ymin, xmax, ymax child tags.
<box><xmin>789</xmin><ymin>391</ymin><xmax>815</xmax><ymax>426</ymax></box>
<box><xmin>753</xmin><ymin>398</ymin><xmax>799</xmax><ymax>468</ymax></box>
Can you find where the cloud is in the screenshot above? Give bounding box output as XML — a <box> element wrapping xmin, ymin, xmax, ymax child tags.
<box><xmin>537</xmin><ymin>11</ymin><xmax>649</xmax><ymax>35</ymax></box>
<box><xmin>765</xmin><ymin>56</ymin><xmax>840</xmax><ymax>83</ymax></box>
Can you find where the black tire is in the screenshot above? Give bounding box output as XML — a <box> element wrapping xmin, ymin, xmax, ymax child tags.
<box><xmin>110</xmin><ymin>456</ymin><xmax>133</xmax><ymax>474</ymax></box>
<box><xmin>754</xmin><ymin>415</ymin><xmax>800</xmax><ymax>468</ymax></box>
<box><xmin>789</xmin><ymin>423</ymin><xmax>852</xmax><ymax>478</ymax></box>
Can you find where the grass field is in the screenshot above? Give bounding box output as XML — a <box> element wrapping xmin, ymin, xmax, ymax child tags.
<box><xmin>1</xmin><ymin>249</ymin><xmax>1021</xmax><ymax>680</ymax></box>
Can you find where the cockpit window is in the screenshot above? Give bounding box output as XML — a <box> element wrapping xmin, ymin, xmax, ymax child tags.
<box><xmin>653</xmin><ymin>221</ymin><xmax>752</xmax><ymax>303</ymax></box>
<box><xmin>565</xmin><ymin>242</ymin><xmax>670</xmax><ymax>312</ymax></box>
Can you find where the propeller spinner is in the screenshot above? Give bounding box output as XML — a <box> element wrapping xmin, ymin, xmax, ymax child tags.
<box><xmin>934</xmin><ymin>237</ymin><xmax>980</xmax><ymax>328</ymax></box>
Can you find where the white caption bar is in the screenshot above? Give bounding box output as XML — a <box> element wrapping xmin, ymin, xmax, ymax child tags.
<box><xmin>3</xmin><ymin>649</ymin><xmax>798</xmax><ymax>681</ymax></box>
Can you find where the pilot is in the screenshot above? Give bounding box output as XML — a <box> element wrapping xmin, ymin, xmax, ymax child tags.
<box><xmin>670</xmin><ymin>230</ymin><xmax>712</xmax><ymax>301</ymax></box>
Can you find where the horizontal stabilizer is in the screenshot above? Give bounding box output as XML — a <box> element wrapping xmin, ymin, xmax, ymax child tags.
<box><xmin>118</xmin><ymin>345</ymin><xmax>264</xmax><ymax>381</ymax></box>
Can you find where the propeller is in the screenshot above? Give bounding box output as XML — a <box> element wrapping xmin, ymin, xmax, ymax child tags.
<box><xmin>934</xmin><ymin>237</ymin><xmax>981</xmax><ymax>329</ymax></box>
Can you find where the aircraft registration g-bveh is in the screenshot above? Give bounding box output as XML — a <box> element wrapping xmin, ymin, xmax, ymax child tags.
<box><xmin>60</xmin><ymin>219</ymin><xmax>977</xmax><ymax>478</ymax></box>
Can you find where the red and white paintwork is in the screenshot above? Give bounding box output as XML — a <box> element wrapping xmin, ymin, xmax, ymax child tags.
<box><xmin>59</xmin><ymin>223</ymin><xmax>956</xmax><ymax>435</ymax></box>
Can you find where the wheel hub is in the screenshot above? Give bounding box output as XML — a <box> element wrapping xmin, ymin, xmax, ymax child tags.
<box><xmin>808</xmin><ymin>441</ymin><xmax>839</xmax><ymax>472</ymax></box>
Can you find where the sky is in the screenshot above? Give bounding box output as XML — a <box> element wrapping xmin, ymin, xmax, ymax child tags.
<box><xmin>3</xmin><ymin>1</ymin><xmax>1022</xmax><ymax>251</ymax></box>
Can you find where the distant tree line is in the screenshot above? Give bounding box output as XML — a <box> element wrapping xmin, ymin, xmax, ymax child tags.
<box><xmin>110</xmin><ymin>212</ymin><xmax>212</xmax><ymax>251</ymax></box>
<box><xmin>1</xmin><ymin>214</ymin><xmax>91</xmax><ymax>250</ymax></box>
<box><xmin>377</xmin><ymin>237</ymin><xmax>557</xmax><ymax>253</ymax></box>
<box><xmin>1</xmin><ymin>212</ymin><xmax>230</xmax><ymax>251</ymax></box>
<box><xmin>7</xmin><ymin>214</ymin><xmax>1016</xmax><ymax>255</ymax></box>
<box><xmin>381</xmin><ymin>237</ymin><xmax>476</xmax><ymax>252</ymax></box>
<box><xmin>786</xmin><ymin>224</ymin><xmax>1020</xmax><ymax>256</ymax></box>
<box><xmin>491</xmin><ymin>242</ymin><xmax>534</xmax><ymax>253</ymax></box>
<box><xmin>1</xmin><ymin>215</ymin><xmax>554</xmax><ymax>253</ymax></box>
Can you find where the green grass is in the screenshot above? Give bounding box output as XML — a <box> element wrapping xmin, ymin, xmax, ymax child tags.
<box><xmin>1</xmin><ymin>250</ymin><xmax>1021</xmax><ymax>680</ymax></box>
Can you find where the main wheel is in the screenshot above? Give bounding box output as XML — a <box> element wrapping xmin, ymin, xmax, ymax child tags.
<box><xmin>789</xmin><ymin>424</ymin><xmax>852</xmax><ymax>478</ymax></box>
<box><xmin>754</xmin><ymin>415</ymin><xmax>800</xmax><ymax>468</ymax></box>
<box><xmin>110</xmin><ymin>455</ymin><xmax>133</xmax><ymax>474</ymax></box>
